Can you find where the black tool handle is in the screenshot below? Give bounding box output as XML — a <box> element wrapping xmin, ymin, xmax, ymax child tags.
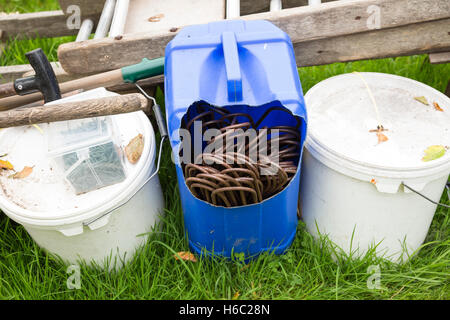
<box><xmin>14</xmin><ymin>49</ymin><xmax>61</xmax><ymax>103</ymax></box>
<box><xmin>14</xmin><ymin>76</ymin><xmax>39</xmax><ymax>95</ymax></box>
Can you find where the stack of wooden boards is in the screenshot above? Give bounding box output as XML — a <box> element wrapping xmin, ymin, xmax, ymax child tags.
<box><xmin>1</xmin><ymin>0</ymin><xmax>449</xmax><ymax>86</ymax></box>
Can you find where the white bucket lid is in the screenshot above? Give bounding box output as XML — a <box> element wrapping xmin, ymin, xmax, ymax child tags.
<box><xmin>304</xmin><ymin>72</ymin><xmax>450</xmax><ymax>193</ymax></box>
<box><xmin>0</xmin><ymin>88</ymin><xmax>156</xmax><ymax>230</ymax></box>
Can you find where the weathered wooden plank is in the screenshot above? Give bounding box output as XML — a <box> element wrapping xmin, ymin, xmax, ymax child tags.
<box><xmin>0</xmin><ymin>65</ymin><xmax>33</xmax><ymax>83</ymax></box>
<box><xmin>21</xmin><ymin>64</ymin><xmax>94</xmax><ymax>83</ymax></box>
<box><xmin>58</xmin><ymin>0</ymin><xmax>106</xmax><ymax>18</ymax></box>
<box><xmin>58</xmin><ymin>0</ymin><xmax>450</xmax><ymax>75</ymax></box>
<box><xmin>0</xmin><ymin>11</ymin><xmax>79</xmax><ymax>40</ymax></box>
<box><xmin>294</xmin><ymin>18</ymin><xmax>450</xmax><ymax>67</ymax></box>
<box><xmin>246</xmin><ymin>0</ymin><xmax>450</xmax><ymax>43</ymax></box>
<box><xmin>0</xmin><ymin>62</ymin><xmax>69</xmax><ymax>84</ymax></box>
<box><xmin>429</xmin><ymin>52</ymin><xmax>450</xmax><ymax>64</ymax></box>
<box><xmin>58</xmin><ymin>30</ymin><xmax>170</xmax><ymax>74</ymax></box>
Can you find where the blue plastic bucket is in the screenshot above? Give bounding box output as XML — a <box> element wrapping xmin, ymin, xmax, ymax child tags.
<box><xmin>164</xmin><ymin>20</ymin><xmax>307</xmax><ymax>258</ymax></box>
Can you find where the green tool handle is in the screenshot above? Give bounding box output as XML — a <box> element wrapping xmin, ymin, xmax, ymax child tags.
<box><xmin>122</xmin><ymin>57</ymin><xmax>165</xmax><ymax>83</ymax></box>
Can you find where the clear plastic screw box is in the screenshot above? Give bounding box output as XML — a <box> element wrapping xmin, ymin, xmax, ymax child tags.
<box><xmin>47</xmin><ymin>116</ymin><xmax>126</xmax><ymax>195</ymax></box>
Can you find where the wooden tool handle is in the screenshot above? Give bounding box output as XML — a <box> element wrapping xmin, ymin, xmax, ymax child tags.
<box><xmin>0</xmin><ymin>82</ymin><xmax>16</xmax><ymax>99</ymax></box>
<box><xmin>0</xmin><ymin>93</ymin><xmax>148</xmax><ymax>128</ymax></box>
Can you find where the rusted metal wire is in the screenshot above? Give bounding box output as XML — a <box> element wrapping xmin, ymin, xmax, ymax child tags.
<box><xmin>181</xmin><ymin>103</ymin><xmax>302</xmax><ymax>207</ymax></box>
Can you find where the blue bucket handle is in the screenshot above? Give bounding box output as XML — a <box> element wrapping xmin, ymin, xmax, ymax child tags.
<box><xmin>222</xmin><ymin>31</ymin><xmax>243</xmax><ymax>102</ymax></box>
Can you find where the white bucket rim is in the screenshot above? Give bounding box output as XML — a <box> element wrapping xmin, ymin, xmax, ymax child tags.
<box><xmin>304</xmin><ymin>72</ymin><xmax>450</xmax><ymax>176</ymax></box>
<box><xmin>305</xmin><ymin>134</ymin><xmax>450</xmax><ymax>177</ymax></box>
<box><xmin>0</xmin><ymin>111</ymin><xmax>156</xmax><ymax>227</ymax></box>
<box><xmin>304</xmin><ymin>72</ymin><xmax>450</xmax><ymax>193</ymax></box>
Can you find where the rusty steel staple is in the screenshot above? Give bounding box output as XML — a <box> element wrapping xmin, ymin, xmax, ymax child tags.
<box><xmin>181</xmin><ymin>103</ymin><xmax>302</xmax><ymax>207</ymax></box>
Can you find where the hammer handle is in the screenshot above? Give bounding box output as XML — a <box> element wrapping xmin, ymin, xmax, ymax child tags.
<box><xmin>0</xmin><ymin>93</ymin><xmax>148</xmax><ymax>128</ymax></box>
<box><xmin>0</xmin><ymin>69</ymin><xmax>124</xmax><ymax>111</ymax></box>
<box><xmin>0</xmin><ymin>82</ymin><xmax>16</xmax><ymax>99</ymax></box>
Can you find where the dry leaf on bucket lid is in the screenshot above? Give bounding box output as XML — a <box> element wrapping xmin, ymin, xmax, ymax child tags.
<box><xmin>125</xmin><ymin>134</ymin><xmax>144</xmax><ymax>164</ymax></box>
<box><xmin>422</xmin><ymin>145</ymin><xmax>446</xmax><ymax>162</ymax></box>
<box><xmin>148</xmin><ymin>13</ymin><xmax>164</xmax><ymax>22</ymax></box>
<box><xmin>174</xmin><ymin>251</ymin><xmax>197</xmax><ymax>262</ymax></box>
<box><xmin>414</xmin><ymin>96</ymin><xmax>429</xmax><ymax>105</ymax></box>
<box><xmin>369</xmin><ymin>126</ymin><xmax>389</xmax><ymax>144</ymax></box>
<box><xmin>433</xmin><ymin>102</ymin><xmax>444</xmax><ymax>112</ymax></box>
<box><xmin>0</xmin><ymin>159</ymin><xmax>14</xmax><ymax>171</ymax></box>
<box><xmin>9</xmin><ymin>166</ymin><xmax>34</xmax><ymax>179</ymax></box>
<box><xmin>377</xmin><ymin>132</ymin><xmax>389</xmax><ymax>144</ymax></box>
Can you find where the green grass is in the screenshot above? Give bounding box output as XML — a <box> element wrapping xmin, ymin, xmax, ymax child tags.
<box><xmin>0</xmin><ymin>0</ymin><xmax>60</xmax><ymax>13</ymax></box>
<box><xmin>0</xmin><ymin>0</ymin><xmax>75</xmax><ymax>67</ymax></box>
<box><xmin>0</xmin><ymin>1</ymin><xmax>449</xmax><ymax>300</ymax></box>
<box><xmin>0</xmin><ymin>35</ymin><xmax>75</xmax><ymax>66</ymax></box>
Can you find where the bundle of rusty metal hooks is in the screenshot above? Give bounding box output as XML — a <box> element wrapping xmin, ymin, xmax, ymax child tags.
<box><xmin>180</xmin><ymin>102</ymin><xmax>302</xmax><ymax>207</ymax></box>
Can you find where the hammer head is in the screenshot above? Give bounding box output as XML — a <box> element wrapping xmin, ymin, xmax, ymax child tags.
<box><xmin>14</xmin><ymin>48</ymin><xmax>62</xmax><ymax>103</ymax></box>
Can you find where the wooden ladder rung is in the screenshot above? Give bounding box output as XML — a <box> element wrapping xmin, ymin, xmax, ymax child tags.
<box><xmin>429</xmin><ymin>52</ymin><xmax>450</xmax><ymax>64</ymax></box>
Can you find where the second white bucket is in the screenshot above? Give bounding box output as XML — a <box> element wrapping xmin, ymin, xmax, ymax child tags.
<box><xmin>301</xmin><ymin>73</ymin><xmax>450</xmax><ymax>262</ymax></box>
<box><xmin>0</xmin><ymin>88</ymin><xmax>164</xmax><ymax>268</ymax></box>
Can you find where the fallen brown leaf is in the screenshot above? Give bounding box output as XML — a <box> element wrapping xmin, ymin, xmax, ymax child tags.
<box><xmin>240</xmin><ymin>263</ymin><xmax>250</xmax><ymax>272</ymax></box>
<box><xmin>251</xmin><ymin>282</ymin><xmax>259</xmax><ymax>299</ymax></box>
<box><xmin>433</xmin><ymin>102</ymin><xmax>444</xmax><ymax>112</ymax></box>
<box><xmin>125</xmin><ymin>134</ymin><xmax>144</xmax><ymax>164</ymax></box>
<box><xmin>370</xmin><ymin>126</ymin><xmax>389</xmax><ymax>144</ymax></box>
<box><xmin>148</xmin><ymin>13</ymin><xmax>164</xmax><ymax>22</ymax></box>
<box><xmin>9</xmin><ymin>166</ymin><xmax>33</xmax><ymax>179</ymax></box>
<box><xmin>174</xmin><ymin>251</ymin><xmax>197</xmax><ymax>262</ymax></box>
<box><xmin>0</xmin><ymin>159</ymin><xmax>14</xmax><ymax>170</ymax></box>
<box><xmin>377</xmin><ymin>132</ymin><xmax>389</xmax><ymax>144</ymax></box>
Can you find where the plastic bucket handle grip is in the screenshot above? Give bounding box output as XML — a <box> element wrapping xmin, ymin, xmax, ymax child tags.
<box><xmin>222</xmin><ymin>31</ymin><xmax>243</xmax><ymax>102</ymax></box>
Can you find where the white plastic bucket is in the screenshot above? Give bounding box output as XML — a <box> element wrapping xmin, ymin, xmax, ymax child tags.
<box><xmin>301</xmin><ymin>73</ymin><xmax>450</xmax><ymax>262</ymax></box>
<box><xmin>0</xmin><ymin>88</ymin><xmax>164</xmax><ymax>268</ymax></box>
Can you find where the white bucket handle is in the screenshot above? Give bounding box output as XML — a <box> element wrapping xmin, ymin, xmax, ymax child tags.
<box><xmin>403</xmin><ymin>182</ymin><xmax>450</xmax><ymax>209</ymax></box>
